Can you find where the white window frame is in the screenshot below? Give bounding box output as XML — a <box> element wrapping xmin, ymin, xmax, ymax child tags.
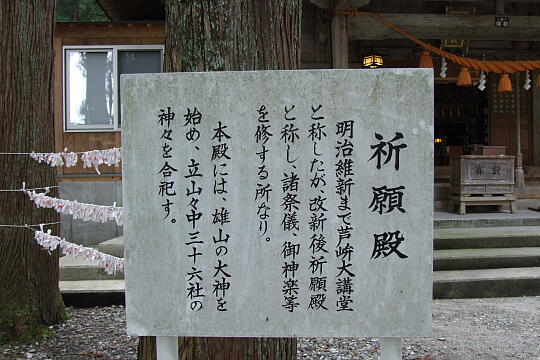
<box><xmin>63</xmin><ymin>45</ymin><xmax>164</xmax><ymax>132</ymax></box>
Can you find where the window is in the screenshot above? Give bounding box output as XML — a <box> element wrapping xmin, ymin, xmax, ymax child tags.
<box><xmin>64</xmin><ymin>45</ymin><xmax>163</xmax><ymax>131</ymax></box>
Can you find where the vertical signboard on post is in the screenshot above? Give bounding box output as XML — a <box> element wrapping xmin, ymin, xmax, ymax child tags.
<box><xmin>122</xmin><ymin>69</ymin><xmax>433</xmax><ymax>338</ymax></box>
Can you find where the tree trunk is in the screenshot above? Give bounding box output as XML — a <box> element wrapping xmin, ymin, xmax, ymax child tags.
<box><xmin>163</xmin><ymin>0</ymin><xmax>301</xmax><ymax>72</ymax></box>
<box><xmin>138</xmin><ymin>1</ymin><xmax>301</xmax><ymax>358</ymax></box>
<box><xmin>0</xmin><ymin>0</ymin><xmax>65</xmax><ymax>342</ymax></box>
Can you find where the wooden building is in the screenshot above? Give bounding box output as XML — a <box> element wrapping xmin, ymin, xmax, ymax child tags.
<box><xmin>54</xmin><ymin>0</ymin><xmax>540</xmax><ymax>245</ymax></box>
<box><xmin>54</xmin><ymin>22</ymin><xmax>164</xmax><ymax>245</ymax></box>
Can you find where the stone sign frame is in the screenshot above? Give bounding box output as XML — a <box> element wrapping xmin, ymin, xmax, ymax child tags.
<box><xmin>122</xmin><ymin>69</ymin><xmax>433</xmax><ymax>344</ymax></box>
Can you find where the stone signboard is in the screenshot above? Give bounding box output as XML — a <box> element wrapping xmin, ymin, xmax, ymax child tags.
<box><xmin>122</xmin><ymin>69</ymin><xmax>433</xmax><ymax>338</ymax></box>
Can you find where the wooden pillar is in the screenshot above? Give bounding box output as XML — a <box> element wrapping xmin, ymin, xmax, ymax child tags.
<box><xmin>331</xmin><ymin>1</ymin><xmax>350</xmax><ymax>69</ymax></box>
<box><xmin>533</xmin><ymin>70</ymin><xmax>540</xmax><ymax>165</ymax></box>
<box><xmin>515</xmin><ymin>72</ymin><xmax>525</xmax><ymax>188</ymax></box>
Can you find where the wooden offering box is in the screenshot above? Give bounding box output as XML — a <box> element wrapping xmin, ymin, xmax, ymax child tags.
<box><xmin>471</xmin><ymin>145</ymin><xmax>506</xmax><ymax>156</ymax></box>
<box><xmin>448</xmin><ymin>155</ymin><xmax>516</xmax><ymax>215</ymax></box>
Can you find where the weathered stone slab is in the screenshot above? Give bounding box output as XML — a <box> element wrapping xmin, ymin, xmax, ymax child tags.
<box><xmin>122</xmin><ymin>69</ymin><xmax>434</xmax><ymax>338</ymax></box>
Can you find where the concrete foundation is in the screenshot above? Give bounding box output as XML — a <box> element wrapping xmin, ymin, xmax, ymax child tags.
<box><xmin>59</xmin><ymin>180</ymin><xmax>123</xmax><ymax>246</ymax></box>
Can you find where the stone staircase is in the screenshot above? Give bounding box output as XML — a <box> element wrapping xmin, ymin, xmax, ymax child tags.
<box><xmin>60</xmin><ymin>236</ymin><xmax>125</xmax><ymax>306</ymax></box>
<box><xmin>433</xmin><ymin>225</ymin><xmax>540</xmax><ymax>298</ymax></box>
<box><xmin>60</xmin><ymin>211</ymin><xmax>540</xmax><ymax>304</ymax></box>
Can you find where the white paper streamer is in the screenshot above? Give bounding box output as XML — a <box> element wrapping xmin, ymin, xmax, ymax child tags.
<box><xmin>25</xmin><ymin>190</ymin><xmax>123</xmax><ymax>225</ymax></box>
<box><xmin>524</xmin><ymin>71</ymin><xmax>531</xmax><ymax>90</ymax></box>
<box><xmin>63</xmin><ymin>148</ymin><xmax>78</xmax><ymax>167</ymax></box>
<box><xmin>33</xmin><ymin>228</ymin><xmax>124</xmax><ymax>275</ymax></box>
<box><xmin>30</xmin><ymin>152</ymin><xmax>64</xmax><ymax>166</ymax></box>
<box><xmin>81</xmin><ymin>148</ymin><xmax>122</xmax><ymax>174</ymax></box>
<box><xmin>478</xmin><ymin>71</ymin><xmax>486</xmax><ymax>91</ymax></box>
<box><xmin>29</xmin><ymin>147</ymin><xmax>122</xmax><ymax>173</ymax></box>
<box><xmin>30</xmin><ymin>148</ymin><xmax>78</xmax><ymax>167</ymax></box>
<box><xmin>440</xmin><ymin>57</ymin><xmax>447</xmax><ymax>78</ymax></box>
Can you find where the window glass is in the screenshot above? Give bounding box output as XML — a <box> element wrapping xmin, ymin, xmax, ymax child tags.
<box><xmin>66</xmin><ymin>50</ymin><xmax>114</xmax><ymax>128</ymax></box>
<box><xmin>118</xmin><ymin>50</ymin><xmax>162</xmax><ymax>126</ymax></box>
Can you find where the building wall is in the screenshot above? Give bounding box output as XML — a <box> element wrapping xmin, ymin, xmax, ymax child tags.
<box><xmin>53</xmin><ymin>18</ymin><xmax>540</xmax><ymax>244</ymax></box>
<box><xmin>54</xmin><ymin>23</ymin><xmax>165</xmax><ymax>167</ymax></box>
<box><xmin>54</xmin><ymin>23</ymin><xmax>164</xmax><ymax>245</ymax></box>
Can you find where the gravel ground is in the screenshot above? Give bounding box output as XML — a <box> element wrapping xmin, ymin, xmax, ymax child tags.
<box><xmin>1</xmin><ymin>297</ymin><xmax>538</xmax><ymax>360</ymax></box>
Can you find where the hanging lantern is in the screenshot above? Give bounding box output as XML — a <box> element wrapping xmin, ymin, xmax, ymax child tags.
<box><xmin>498</xmin><ymin>73</ymin><xmax>513</xmax><ymax>93</ymax></box>
<box><xmin>363</xmin><ymin>54</ymin><xmax>383</xmax><ymax>68</ymax></box>
<box><xmin>457</xmin><ymin>67</ymin><xmax>472</xmax><ymax>86</ymax></box>
<box><xmin>419</xmin><ymin>51</ymin><xmax>433</xmax><ymax>68</ymax></box>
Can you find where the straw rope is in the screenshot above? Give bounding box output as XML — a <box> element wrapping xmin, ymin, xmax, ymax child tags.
<box><xmin>336</xmin><ymin>10</ymin><xmax>540</xmax><ymax>73</ymax></box>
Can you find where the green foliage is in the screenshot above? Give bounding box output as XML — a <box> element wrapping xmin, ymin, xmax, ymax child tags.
<box><xmin>56</xmin><ymin>0</ymin><xmax>109</xmax><ymax>22</ymax></box>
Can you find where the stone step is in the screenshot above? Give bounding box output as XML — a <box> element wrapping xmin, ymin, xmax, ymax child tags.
<box><xmin>434</xmin><ymin>226</ymin><xmax>540</xmax><ymax>250</ymax></box>
<box><xmin>434</xmin><ymin>209</ymin><xmax>540</xmax><ymax>228</ymax></box>
<box><xmin>60</xmin><ymin>267</ymin><xmax>540</xmax><ymax>303</ymax></box>
<box><xmin>96</xmin><ymin>217</ymin><xmax>540</xmax><ymax>258</ymax></box>
<box><xmin>433</xmin><ymin>267</ymin><xmax>540</xmax><ymax>299</ymax></box>
<box><xmin>434</xmin><ymin>247</ymin><xmax>540</xmax><ymax>271</ymax></box>
<box><xmin>59</xmin><ymin>256</ymin><xmax>124</xmax><ymax>281</ymax></box>
<box><xmin>60</xmin><ymin>280</ymin><xmax>125</xmax><ymax>307</ymax></box>
<box><xmin>60</xmin><ymin>279</ymin><xmax>126</xmax><ymax>294</ymax></box>
<box><xmin>96</xmin><ymin>212</ymin><xmax>540</xmax><ymax>252</ymax></box>
<box><xmin>97</xmin><ymin>235</ymin><xmax>124</xmax><ymax>257</ymax></box>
